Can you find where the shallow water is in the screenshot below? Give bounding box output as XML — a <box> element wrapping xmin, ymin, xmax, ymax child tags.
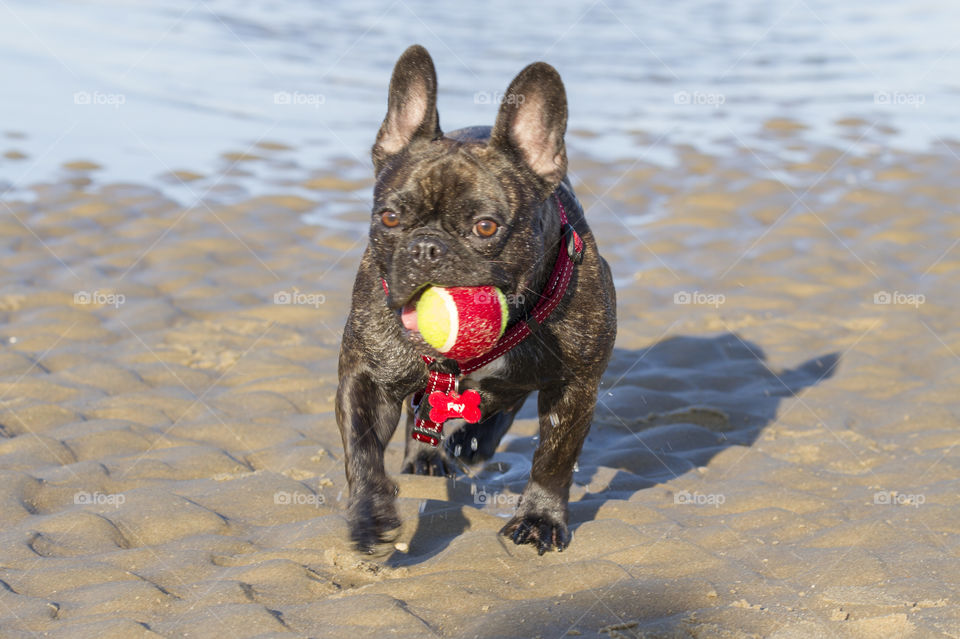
<box><xmin>1</xmin><ymin>0</ymin><xmax>958</xmax><ymax>203</ymax></box>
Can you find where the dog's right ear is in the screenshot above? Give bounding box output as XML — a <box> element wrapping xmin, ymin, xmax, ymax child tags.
<box><xmin>372</xmin><ymin>45</ymin><xmax>442</xmax><ymax>173</ymax></box>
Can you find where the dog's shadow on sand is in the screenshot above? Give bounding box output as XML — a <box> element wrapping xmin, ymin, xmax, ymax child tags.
<box><xmin>387</xmin><ymin>332</ymin><xmax>839</xmax><ymax>567</ymax></box>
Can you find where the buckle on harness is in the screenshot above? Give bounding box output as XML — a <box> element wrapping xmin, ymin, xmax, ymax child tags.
<box><xmin>564</xmin><ymin>223</ymin><xmax>584</xmax><ymax>264</ymax></box>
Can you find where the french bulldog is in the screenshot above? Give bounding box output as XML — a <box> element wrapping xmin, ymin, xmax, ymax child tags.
<box><xmin>336</xmin><ymin>45</ymin><xmax>616</xmax><ymax>554</ymax></box>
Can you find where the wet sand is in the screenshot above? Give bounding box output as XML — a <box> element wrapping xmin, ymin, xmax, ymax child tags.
<box><xmin>0</xmin><ymin>125</ymin><xmax>958</xmax><ymax>638</ymax></box>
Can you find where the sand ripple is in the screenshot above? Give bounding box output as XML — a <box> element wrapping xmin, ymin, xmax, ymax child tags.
<box><xmin>0</xmin><ymin>138</ymin><xmax>957</xmax><ymax>637</ymax></box>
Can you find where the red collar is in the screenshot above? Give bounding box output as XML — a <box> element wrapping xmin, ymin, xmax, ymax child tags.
<box><xmin>388</xmin><ymin>189</ymin><xmax>583</xmax><ymax>447</ymax></box>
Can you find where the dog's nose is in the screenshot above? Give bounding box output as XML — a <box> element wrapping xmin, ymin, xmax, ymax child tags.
<box><xmin>408</xmin><ymin>236</ymin><xmax>447</xmax><ymax>265</ymax></box>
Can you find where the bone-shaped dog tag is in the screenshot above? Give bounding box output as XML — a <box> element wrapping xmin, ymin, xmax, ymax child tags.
<box><xmin>428</xmin><ymin>389</ymin><xmax>481</xmax><ymax>424</ymax></box>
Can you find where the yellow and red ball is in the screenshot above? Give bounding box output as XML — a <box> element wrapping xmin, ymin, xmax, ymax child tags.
<box><xmin>414</xmin><ymin>286</ymin><xmax>508</xmax><ymax>360</ymax></box>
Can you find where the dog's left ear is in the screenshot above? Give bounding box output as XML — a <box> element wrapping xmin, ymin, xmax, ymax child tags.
<box><xmin>372</xmin><ymin>45</ymin><xmax>442</xmax><ymax>172</ymax></box>
<box><xmin>489</xmin><ymin>62</ymin><xmax>568</xmax><ymax>191</ymax></box>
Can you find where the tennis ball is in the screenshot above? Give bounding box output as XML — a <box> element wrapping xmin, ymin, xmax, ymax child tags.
<box><xmin>416</xmin><ymin>285</ymin><xmax>509</xmax><ymax>360</ymax></box>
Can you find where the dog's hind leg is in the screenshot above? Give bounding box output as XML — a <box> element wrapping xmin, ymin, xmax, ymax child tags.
<box><xmin>400</xmin><ymin>398</ymin><xmax>458</xmax><ymax>476</ymax></box>
<box><xmin>446</xmin><ymin>394</ymin><xmax>527</xmax><ymax>465</ymax></box>
<box><xmin>401</xmin><ymin>393</ymin><xmax>527</xmax><ymax>474</ymax></box>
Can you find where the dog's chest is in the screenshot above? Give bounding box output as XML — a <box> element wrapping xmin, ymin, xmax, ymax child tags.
<box><xmin>462</xmin><ymin>357</ymin><xmax>509</xmax><ymax>384</ymax></box>
<box><xmin>461</xmin><ymin>355</ymin><xmax>530</xmax><ymax>409</ymax></box>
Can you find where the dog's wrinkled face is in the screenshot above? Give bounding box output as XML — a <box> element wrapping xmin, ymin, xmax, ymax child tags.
<box><xmin>371</xmin><ymin>142</ymin><xmax>519</xmax><ymax>309</ymax></box>
<box><xmin>368</xmin><ymin>46</ymin><xmax>569</xmax><ymax>329</ymax></box>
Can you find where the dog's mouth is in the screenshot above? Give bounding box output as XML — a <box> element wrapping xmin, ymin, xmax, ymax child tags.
<box><xmin>400</xmin><ymin>295</ymin><xmax>421</xmax><ymax>332</ymax></box>
<box><xmin>396</xmin><ymin>286</ymin><xmax>427</xmax><ymax>336</ymax></box>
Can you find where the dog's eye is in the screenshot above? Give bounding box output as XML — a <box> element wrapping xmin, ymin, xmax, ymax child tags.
<box><xmin>473</xmin><ymin>219</ymin><xmax>498</xmax><ymax>237</ymax></box>
<box><xmin>381</xmin><ymin>210</ymin><xmax>400</xmax><ymax>228</ymax></box>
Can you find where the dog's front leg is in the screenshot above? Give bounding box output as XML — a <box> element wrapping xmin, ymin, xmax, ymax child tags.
<box><xmin>500</xmin><ymin>381</ymin><xmax>598</xmax><ymax>554</ymax></box>
<box><xmin>336</xmin><ymin>372</ymin><xmax>403</xmax><ymax>553</ymax></box>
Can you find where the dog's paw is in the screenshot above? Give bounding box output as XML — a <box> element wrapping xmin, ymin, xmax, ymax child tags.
<box><xmin>350</xmin><ymin>519</ymin><xmax>401</xmax><ymax>555</ymax></box>
<box><xmin>348</xmin><ymin>481</ymin><xmax>401</xmax><ymax>554</ymax></box>
<box><xmin>401</xmin><ymin>451</ymin><xmax>456</xmax><ymax>477</ymax></box>
<box><xmin>498</xmin><ymin>482</ymin><xmax>571</xmax><ymax>554</ymax></box>
<box><xmin>500</xmin><ymin>512</ymin><xmax>571</xmax><ymax>555</ymax></box>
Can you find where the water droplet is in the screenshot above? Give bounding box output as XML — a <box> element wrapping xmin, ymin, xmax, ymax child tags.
<box><xmin>470</xmin><ymin>437</ymin><xmax>478</xmax><ymax>451</ymax></box>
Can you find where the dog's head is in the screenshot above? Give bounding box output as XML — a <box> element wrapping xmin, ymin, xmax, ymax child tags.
<box><xmin>369</xmin><ymin>45</ymin><xmax>568</xmax><ymax>325</ymax></box>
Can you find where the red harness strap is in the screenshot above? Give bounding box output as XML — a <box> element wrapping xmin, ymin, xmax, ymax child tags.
<box><xmin>409</xmin><ymin>364</ymin><xmax>459</xmax><ymax>445</ymax></box>
<box><xmin>409</xmin><ymin>190</ymin><xmax>584</xmax><ymax>446</ymax></box>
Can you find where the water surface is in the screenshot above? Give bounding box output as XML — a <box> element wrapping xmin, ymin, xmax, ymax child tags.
<box><xmin>1</xmin><ymin>0</ymin><xmax>957</xmax><ymax>202</ymax></box>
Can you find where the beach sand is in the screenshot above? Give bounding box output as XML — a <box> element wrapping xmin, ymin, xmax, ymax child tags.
<box><xmin>0</xmin><ymin>125</ymin><xmax>958</xmax><ymax>638</ymax></box>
